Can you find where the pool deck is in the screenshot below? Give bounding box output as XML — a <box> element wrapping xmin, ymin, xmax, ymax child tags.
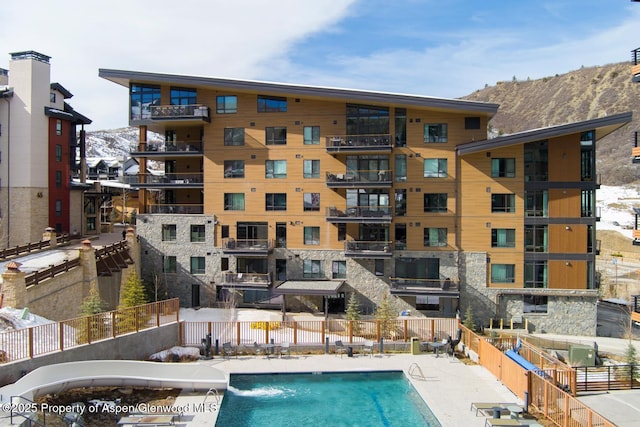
<box><xmin>177</xmin><ymin>351</ymin><xmax>525</xmax><ymax>426</ymax></box>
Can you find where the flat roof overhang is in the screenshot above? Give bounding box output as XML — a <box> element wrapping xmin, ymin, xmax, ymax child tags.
<box><xmin>98</xmin><ymin>69</ymin><xmax>499</xmax><ymax>116</ymax></box>
<box><xmin>391</xmin><ymin>288</ymin><xmax>460</xmax><ymax>297</ymax></box>
<box><xmin>273</xmin><ymin>280</ymin><xmax>346</xmax><ymax>296</ymax></box>
<box><xmin>457</xmin><ymin>112</ymin><xmax>632</xmax><ymax>155</ymax></box>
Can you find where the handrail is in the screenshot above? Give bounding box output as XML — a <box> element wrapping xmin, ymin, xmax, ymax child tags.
<box><xmin>0</xmin><ymin>234</ymin><xmax>70</xmax><ymax>260</ymax></box>
<box><xmin>632</xmin><ymin>47</ymin><xmax>640</xmax><ymax>66</ymax></box>
<box><xmin>25</xmin><ymin>258</ymin><xmax>81</xmax><ymax>287</ymax></box>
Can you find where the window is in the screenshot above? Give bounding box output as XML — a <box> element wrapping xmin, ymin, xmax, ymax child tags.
<box><xmin>395</xmin><ymin>189</ymin><xmax>406</xmax><ymax>216</ymax></box>
<box><xmin>465</xmin><ymin>117</ymin><xmax>481</xmax><ymax>129</ymax></box>
<box><xmin>304</xmin><ymin>126</ymin><xmax>320</xmax><ymax>145</ymax></box>
<box><xmin>265</xmin><ymin>160</ymin><xmax>287</xmax><ymax>178</ymax></box>
<box><xmin>395</xmin><ymin>224</ymin><xmax>407</xmax><ymax>250</ymax></box>
<box><xmin>163</xmin><ymin>256</ymin><xmax>177</xmax><ymax>273</ymax></box>
<box><xmin>524</xmin><ymin>140</ymin><xmax>548</xmax><ymax>182</ymax></box>
<box><xmin>491</xmin><ymin>229</ymin><xmax>515</xmax><ymax>248</ymax></box>
<box><xmin>395</xmin><ymin>108</ymin><xmax>406</xmax><ymax>147</ymax></box>
<box><xmin>304</xmin><ymin>226</ymin><xmax>320</xmax><ymax>245</ymax></box>
<box><xmin>55</xmin><ymin>200</ymin><xmax>62</xmax><ymax>216</ymax></box>
<box><xmin>216</xmin><ymin>95</ymin><xmax>237</xmax><ymax>114</ymax></box>
<box><xmin>424</xmin><ymin>228</ymin><xmax>447</xmax><ymax>247</ymax></box>
<box><xmin>346</xmin><ymin>104</ymin><xmax>390</xmax><ymax>135</ymax></box>
<box><xmin>395</xmin><ymin>154</ymin><xmax>406</xmax><ymax>182</ymax></box>
<box><xmin>224</xmin><ymin>193</ymin><xmax>245</xmax><ymax>210</ymax></box>
<box><xmin>276</xmin><ymin>223</ymin><xmax>287</xmax><ymax>248</ymax></box>
<box><xmin>581</xmin><ymin>190</ymin><xmax>594</xmax><ymax>217</ymax></box>
<box><xmin>491</xmin><ymin>158</ymin><xmax>515</xmax><ymax>178</ymax></box>
<box><xmin>258</xmin><ymin>95</ymin><xmax>287</xmax><ymax>112</ymax></box>
<box><xmin>190</xmin><ymin>256</ymin><xmax>205</xmax><ymax>275</ymax></box>
<box><xmin>221</xmin><ymin>257</ymin><xmax>229</xmax><ymax>271</ymax></box>
<box><xmin>423</xmin><ymin>193</ymin><xmax>447</xmax><ymax>212</ymax></box>
<box><xmin>303</xmin><ymin>193</ymin><xmax>320</xmax><ymax>211</ymax></box>
<box><xmin>266</xmin><ymin>127</ymin><xmax>287</xmax><ymax>145</ymax></box>
<box><xmin>190</xmin><ymin>225</ymin><xmax>205</xmax><ymax>242</ymax></box>
<box><xmin>491</xmin><ymin>264</ymin><xmax>515</xmax><ymax>283</ymax></box>
<box><xmin>523</xmin><ymin>295</ymin><xmax>548</xmax><ymax>314</ymax></box>
<box><xmin>221</xmin><ymin>225</ymin><xmax>229</xmax><ymax>239</ymax></box>
<box><xmin>581</xmin><ymin>131</ymin><xmax>595</xmax><ymax>182</ymax></box>
<box><xmin>525</xmin><ymin>225</ymin><xmax>548</xmax><ymax>252</ymax></box>
<box><xmin>416</xmin><ymin>295</ymin><xmax>440</xmax><ymax>311</ymax></box>
<box><xmin>170</xmin><ymin>87</ymin><xmax>196</xmax><ymax>105</ymax></box>
<box><xmin>224</xmin><ymin>160</ymin><xmax>245</xmax><ymax>178</ymax></box>
<box><xmin>55</xmin><ymin>144</ymin><xmax>62</xmax><ymax>161</ymax></box>
<box><xmin>423</xmin><ymin>159</ymin><xmax>447</xmax><ymax>178</ymax></box>
<box><xmin>337</xmin><ymin>223</ymin><xmax>346</xmax><ymax>241</ymax></box>
<box><xmin>130</xmin><ymin>84</ymin><xmax>161</xmax><ymax>120</ymax></box>
<box><xmin>162</xmin><ymin>224</ymin><xmax>177</xmax><ymax>241</ymax></box>
<box><xmin>303</xmin><ymin>160</ymin><xmax>320</xmax><ymax>178</ymax></box>
<box><xmin>266</xmin><ymin>193</ymin><xmax>287</xmax><ymax>211</ymax></box>
<box><xmin>50</xmin><ymin>92</ymin><xmax>56</xmax><ymax>103</ymax></box>
<box><xmin>332</xmin><ymin>261</ymin><xmax>346</xmax><ymax>279</ymax></box>
<box><xmin>86</xmin><ymin>217</ymin><xmax>95</xmax><ymax>231</ymax></box>
<box><xmin>525</xmin><ymin>190</ymin><xmax>548</xmax><ymax>217</ymax></box>
<box><xmin>375</xmin><ymin>259</ymin><xmax>385</xmax><ymax>276</ymax></box>
<box><xmin>525</xmin><ymin>261</ymin><xmax>547</xmax><ymax>288</ymax></box>
<box><xmin>424</xmin><ymin>123</ymin><xmax>448</xmax><ymax>143</ymax></box>
<box><xmin>491</xmin><ymin>194</ymin><xmax>515</xmax><ymax>213</ymax></box>
<box><xmin>56</xmin><ymin>120</ymin><xmax>62</xmax><ymax>136</ymax></box>
<box><xmin>55</xmin><ymin>170</ymin><xmax>62</xmax><ymax>188</ymax></box>
<box><xmin>303</xmin><ymin>259</ymin><xmax>323</xmax><ymax>278</ymax></box>
<box><xmin>224</xmin><ymin>128</ymin><xmax>245</xmax><ymax>146</ymax></box>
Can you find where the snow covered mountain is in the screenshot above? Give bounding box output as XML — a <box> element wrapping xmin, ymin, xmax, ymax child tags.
<box><xmin>86</xmin><ymin>127</ymin><xmax>164</xmax><ymax>158</ymax></box>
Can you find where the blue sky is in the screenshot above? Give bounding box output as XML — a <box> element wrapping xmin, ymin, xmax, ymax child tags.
<box><xmin>1</xmin><ymin>0</ymin><xmax>637</xmax><ymax>130</ymax></box>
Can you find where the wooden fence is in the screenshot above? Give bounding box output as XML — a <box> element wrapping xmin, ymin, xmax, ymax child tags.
<box><xmin>0</xmin><ymin>299</ymin><xmax>179</xmax><ymax>363</ymax></box>
<box><xmin>0</xmin><ymin>234</ymin><xmax>70</xmax><ymax>260</ymax></box>
<box><xmin>24</xmin><ymin>258</ymin><xmax>81</xmax><ymax>287</ymax></box>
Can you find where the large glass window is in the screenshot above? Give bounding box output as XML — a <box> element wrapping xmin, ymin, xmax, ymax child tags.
<box><xmin>524</xmin><ymin>140</ymin><xmax>548</xmax><ymax>182</ymax></box>
<box><xmin>581</xmin><ymin>130</ymin><xmax>595</xmax><ymax>182</ymax></box>
<box><xmin>258</xmin><ymin>95</ymin><xmax>287</xmax><ymax>112</ymax></box>
<box><xmin>163</xmin><ymin>256</ymin><xmax>177</xmax><ymax>273</ymax></box>
<box><xmin>130</xmin><ymin>84</ymin><xmax>160</xmax><ymax>120</ymax></box>
<box><xmin>395</xmin><ymin>224</ymin><xmax>407</xmax><ymax>250</ymax></box>
<box><xmin>303</xmin><ymin>160</ymin><xmax>320</xmax><ymax>178</ymax></box>
<box><xmin>303</xmin><ymin>259</ymin><xmax>323</xmax><ymax>278</ymax></box>
<box><xmin>424</xmin><ymin>123</ymin><xmax>448</xmax><ymax>143</ymax></box>
<box><xmin>162</xmin><ymin>224</ymin><xmax>176</xmax><ymax>241</ymax></box>
<box><xmin>304</xmin><ymin>226</ymin><xmax>320</xmax><ymax>245</ymax></box>
<box><xmin>224</xmin><ymin>193</ymin><xmax>245</xmax><ymax>210</ymax></box>
<box><xmin>525</xmin><ymin>261</ymin><xmax>548</xmax><ymax>288</ymax></box>
<box><xmin>491</xmin><ymin>158</ymin><xmax>515</xmax><ymax>178</ymax></box>
<box><xmin>346</xmin><ymin>155</ymin><xmax>390</xmax><ymax>182</ymax></box>
<box><xmin>523</xmin><ymin>295</ymin><xmax>548</xmax><ymax>313</ymax></box>
<box><xmin>524</xmin><ymin>225</ymin><xmax>548</xmax><ymax>252</ymax></box>
<box><xmin>424</xmin><ymin>228</ymin><xmax>447</xmax><ymax>247</ymax></box>
<box><xmin>395</xmin><ymin>258</ymin><xmax>439</xmax><ymax>281</ymax></box>
<box><xmin>346</xmin><ymin>104</ymin><xmax>389</xmax><ymax>135</ymax></box>
<box><xmin>170</xmin><ymin>87</ymin><xmax>196</xmax><ymax>105</ymax></box>
<box><xmin>395</xmin><ymin>189</ymin><xmax>406</xmax><ymax>216</ymax></box>
<box><xmin>265</xmin><ymin>193</ymin><xmax>287</xmax><ymax>211</ymax></box>
<box><xmin>191</xmin><ymin>225</ymin><xmax>205</xmax><ymax>242</ymax></box>
<box><xmin>55</xmin><ymin>200</ymin><xmax>62</xmax><ymax>216</ymax></box>
<box><xmin>190</xmin><ymin>256</ymin><xmax>205</xmax><ymax>275</ymax></box>
<box><xmin>394</xmin><ymin>154</ymin><xmax>406</xmax><ymax>182</ymax></box>
<box><xmin>332</xmin><ymin>261</ymin><xmax>346</xmax><ymax>279</ymax></box>
<box><xmin>265</xmin><ymin>160</ymin><xmax>287</xmax><ymax>178</ymax></box>
<box><xmin>304</xmin><ymin>193</ymin><xmax>320</xmax><ymax>211</ymax></box>
<box><xmin>581</xmin><ymin>189</ymin><xmax>595</xmax><ymax>217</ymax></box>
<box><xmin>224</xmin><ymin>160</ymin><xmax>245</xmax><ymax>178</ymax></box>
<box><xmin>55</xmin><ymin>144</ymin><xmax>62</xmax><ymax>161</ymax></box>
<box><xmin>491</xmin><ymin>229</ymin><xmax>516</xmax><ymax>248</ymax></box>
<box><xmin>266</xmin><ymin>127</ymin><xmax>287</xmax><ymax>145</ymax></box>
<box><xmin>491</xmin><ymin>264</ymin><xmax>515</xmax><ymax>283</ymax></box>
<box><xmin>216</xmin><ymin>95</ymin><xmax>237</xmax><ymax>114</ymax></box>
<box><xmin>525</xmin><ymin>190</ymin><xmax>548</xmax><ymax>217</ymax></box>
<box><xmin>394</xmin><ymin>108</ymin><xmax>406</xmax><ymax>147</ymax></box>
<box><xmin>423</xmin><ymin>159</ymin><xmax>447</xmax><ymax>178</ymax></box>
<box><xmin>491</xmin><ymin>194</ymin><xmax>516</xmax><ymax>213</ymax></box>
<box><xmin>424</xmin><ymin>193</ymin><xmax>447</xmax><ymax>212</ymax></box>
<box><xmin>303</xmin><ymin>126</ymin><xmax>320</xmax><ymax>145</ymax></box>
<box><xmin>224</xmin><ymin>128</ymin><xmax>245</xmax><ymax>146</ymax></box>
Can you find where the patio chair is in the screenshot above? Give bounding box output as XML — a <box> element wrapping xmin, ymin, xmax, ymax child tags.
<box><xmin>279</xmin><ymin>342</ymin><xmax>291</xmax><ymax>358</ymax></box>
<box><xmin>483</xmin><ymin>419</ymin><xmax>527</xmax><ymax>427</ymax></box>
<box><xmin>470</xmin><ymin>402</ymin><xmax>517</xmax><ymax>417</ymax></box>
<box><xmin>253</xmin><ymin>342</ymin><xmax>265</xmax><ymax>357</ymax></box>
<box><xmin>222</xmin><ymin>342</ymin><xmax>235</xmax><ymax>359</ymax></box>
<box><xmin>362</xmin><ymin>340</ymin><xmax>374</xmax><ymax>357</ymax></box>
<box><xmin>335</xmin><ymin>340</ymin><xmax>348</xmax><ymax>357</ymax></box>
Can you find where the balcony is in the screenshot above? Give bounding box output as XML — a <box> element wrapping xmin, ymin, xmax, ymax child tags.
<box><xmin>633</xmin><ymin>132</ymin><xmax>640</xmax><ymax>163</ymax></box>
<box><xmin>326</xmin><ymin>170</ymin><xmax>392</xmax><ymax>188</ymax></box>
<box><xmin>325</xmin><ymin>134</ymin><xmax>392</xmax><ymax>154</ymax></box>
<box><xmin>632</xmin><ymin>48</ymin><xmax>640</xmax><ymax>83</ymax></box>
<box><xmin>345</xmin><ymin>240</ymin><xmax>393</xmax><ymax>258</ymax></box>
<box><xmin>389</xmin><ymin>277</ymin><xmax>460</xmax><ymax>297</ymax></box>
<box><xmin>132</xmin><ymin>173</ymin><xmax>203</xmax><ymax>189</ymax></box>
<box><xmin>149</xmin><ymin>104</ymin><xmax>211</xmax><ymax>123</ymax></box>
<box><xmin>220</xmin><ymin>272</ymin><xmax>272</xmax><ymax>289</ymax></box>
<box><xmin>130</xmin><ymin>141</ymin><xmax>203</xmax><ymax>160</ymax></box>
<box><xmin>148</xmin><ymin>204</ymin><xmax>204</xmax><ymax>214</ymax></box>
<box><xmin>326</xmin><ymin>206</ymin><xmax>392</xmax><ymax>224</ymax></box>
<box><xmin>222</xmin><ymin>238</ymin><xmax>274</xmax><ymax>256</ymax></box>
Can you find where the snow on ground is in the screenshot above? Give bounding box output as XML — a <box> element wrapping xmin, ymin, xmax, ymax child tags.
<box><xmin>0</xmin><ymin>307</ymin><xmax>55</xmax><ymax>331</ymax></box>
<box><xmin>597</xmin><ymin>185</ymin><xmax>640</xmax><ymax>239</ymax></box>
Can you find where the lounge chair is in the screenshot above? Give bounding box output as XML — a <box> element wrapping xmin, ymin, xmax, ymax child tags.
<box><xmin>253</xmin><ymin>342</ymin><xmax>265</xmax><ymax>357</ymax></box>
<box><xmin>335</xmin><ymin>340</ymin><xmax>347</xmax><ymax>357</ymax></box>
<box><xmin>484</xmin><ymin>419</ymin><xmax>527</xmax><ymax>427</ymax></box>
<box><xmin>362</xmin><ymin>340</ymin><xmax>374</xmax><ymax>357</ymax></box>
<box><xmin>222</xmin><ymin>342</ymin><xmax>235</xmax><ymax>359</ymax></box>
<box><xmin>279</xmin><ymin>342</ymin><xmax>290</xmax><ymax>358</ymax></box>
<box><xmin>470</xmin><ymin>402</ymin><xmax>518</xmax><ymax>417</ymax></box>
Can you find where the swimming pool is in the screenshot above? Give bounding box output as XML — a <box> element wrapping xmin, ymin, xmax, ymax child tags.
<box><xmin>215</xmin><ymin>371</ymin><xmax>441</xmax><ymax>426</ymax></box>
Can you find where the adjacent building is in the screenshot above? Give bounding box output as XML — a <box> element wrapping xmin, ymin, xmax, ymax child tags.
<box><xmin>99</xmin><ymin>68</ymin><xmax>631</xmax><ymax>334</ymax></box>
<box><xmin>0</xmin><ymin>51</ymin><xmax>93</xmax><ymax>245</ymax></box>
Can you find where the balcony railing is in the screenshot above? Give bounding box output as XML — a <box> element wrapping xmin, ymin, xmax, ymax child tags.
<box><xmin>150</xmin><ymin>104</ymin><xmax>210</xmax><ymax>121</ymax></box>
<box><xmin>221</xmin><ymin>272</ymin><xmax>272</xmax><ymax>287</ymax></box>
<box><xmin>130</xmin><ymin>141</ymin><xmax>203</xmax><ymax>153</ymax></box>
<box><xmin>325</xmin><ymin>134</ymin><xmax>392</xmax><ymax>153</ymax></box>
<box><xmin>326</xmin><ymin>170</ymin><xmax>392</xmax><ymax>187</ymax></box>
<box><xmin>633</xmin><ymin>132</ymin><xmax>640</xmax><ymax>163</ymax></box>
<box><xmin>148</xmin><ymin>204</ymin><xmax>204</xmax><ymax>214</ymax></box>
<box><xmin>345</xmin><ymin>240</ymin><xmax>393</xmax><ymax>258</ymax></box>
<box><xmin>133</xmin><ymin>173</ymin><xmax>204</xmax><ymax>186</ymax></box>
<box><xmin>326</xmin><ymin>206</ymin><xmax>392</xmax><ymax>223</ymax></box>
<box><xmin>633</xmin><ymin>48</ymin><xmax>640</xmax><ymax>82</ymax></box>
<box><xmin>222</xmin><ymin>238</ymin><xmax>274</xmax><ymax>255</ymax></box>
<box><xmin>390</xmin><ymin>277</ymin><xmax>460</xmax><ymax>295</ymax></box>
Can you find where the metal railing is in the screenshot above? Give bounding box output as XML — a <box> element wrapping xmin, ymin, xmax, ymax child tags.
<box><xmin>222</xmin><ymin>238</ymin><xmax>274</xmax><ymax>252</ymax></box>
<box><xmin>148</xmin><ymin>204</ymin><xmax>204</xmax><ymax>214</ymax></box>
<box><xmin>150</xmin><ymin>104</ymin><xmax>210</xmax><ymax>120</ymax></box>
<box><xmin>632</xmin><ymin>47</ymin><xmax>640</xmax><ymax>66</ymax></box>
<box><xmin>345</xmin><ymin>240</ymin><xmax>392</xmax><ymax>253</ymax></box>
<box><xmin>222</xmin><ymin>272</ymin><xmax>272</xmax><ymax>285</ymax></box>
<box><xmin>326</xmin><ymin>206</ymin><xmax>392</xmax><ymax>218</ymax></box>
<box><xmin>390</xmin><ymin>277</ymin><xmax>459</xmax><ymax>291</ymax></box>
<box><xmin>326</xmin><ymin>170</ymin><xmax>392</xmax><ymax>185</ymax></box>
<box><xmin>130</xmin><ymin>141</ymin><xmax>203</xmax><ymax>153</ymax></box>
<box><xmin>325</xmin><ymin>134</ymin><xmax>392</xmax><ymax>151</ymax></box>
<box><xmin>134</xmin><ymin>173</ymin><xmax>204</xmax><ymax>185</ymax></box>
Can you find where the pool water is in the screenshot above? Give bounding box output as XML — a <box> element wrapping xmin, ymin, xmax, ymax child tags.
<box><xmin>215</xmin><ymin>371</ymin><xmax>441</xmax><ymax>427</ymax></box>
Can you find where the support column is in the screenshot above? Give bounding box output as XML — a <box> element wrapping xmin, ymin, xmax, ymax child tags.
<box><xmin>79</xmin><ymin>239</ymin><xmax>98</xmax><ymax>297</ymax></box>
<box><xmin>139</xmin><ymin>125</ymin><xmax>148</xmax><ymax>214</ymax></box>
<box><xmin>43</xmin><ymin>227</ymin><xmax>57</xmax><ymax>249</ymax></box>
<box><xmin>1</xmin><ymin>261</ymin><xmax>27</xmax><ymax>308</ymax></box>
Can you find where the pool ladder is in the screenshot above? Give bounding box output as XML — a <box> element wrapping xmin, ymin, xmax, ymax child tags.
<box><xmin>408</xmin><ymin>363</ymin><xmax>426</xmax><ymax>380</ymax></box>
<box><xmin>205</xmin><ymin>388</ymin><xmax>221</xmax><ymax>406</ymax></box>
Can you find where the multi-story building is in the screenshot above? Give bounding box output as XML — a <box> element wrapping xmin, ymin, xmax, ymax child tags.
<box><xmin>99</xmin><ymin>68</ymin><xmax>630</xmax><ymax>334</ymax></box>
<box><xmin>0</xmin><ymin>51</ymin><xmax>93</xmax><ymax>245</ymax></box>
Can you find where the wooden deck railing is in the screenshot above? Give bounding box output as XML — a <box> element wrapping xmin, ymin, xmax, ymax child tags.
<box><xmin>25</xmin><ymin>258</ymin><xmax>81</xmax><ymax>287</ymax></box>
<box><xmin>0</xmin><ymin>234</ymin><xmax>70</xmax><ymax>261</ymax></box>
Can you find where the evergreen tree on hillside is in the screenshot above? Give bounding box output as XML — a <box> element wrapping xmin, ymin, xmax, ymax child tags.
<box><xmin>346</xmin><ymin>292</ymin><xmax>362</xmax><ymax>335</ymax></box>
<box><xmin>119</xmin><ymin>270</ymin><xmax>147</xmax><ymax>308</ymax></box>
